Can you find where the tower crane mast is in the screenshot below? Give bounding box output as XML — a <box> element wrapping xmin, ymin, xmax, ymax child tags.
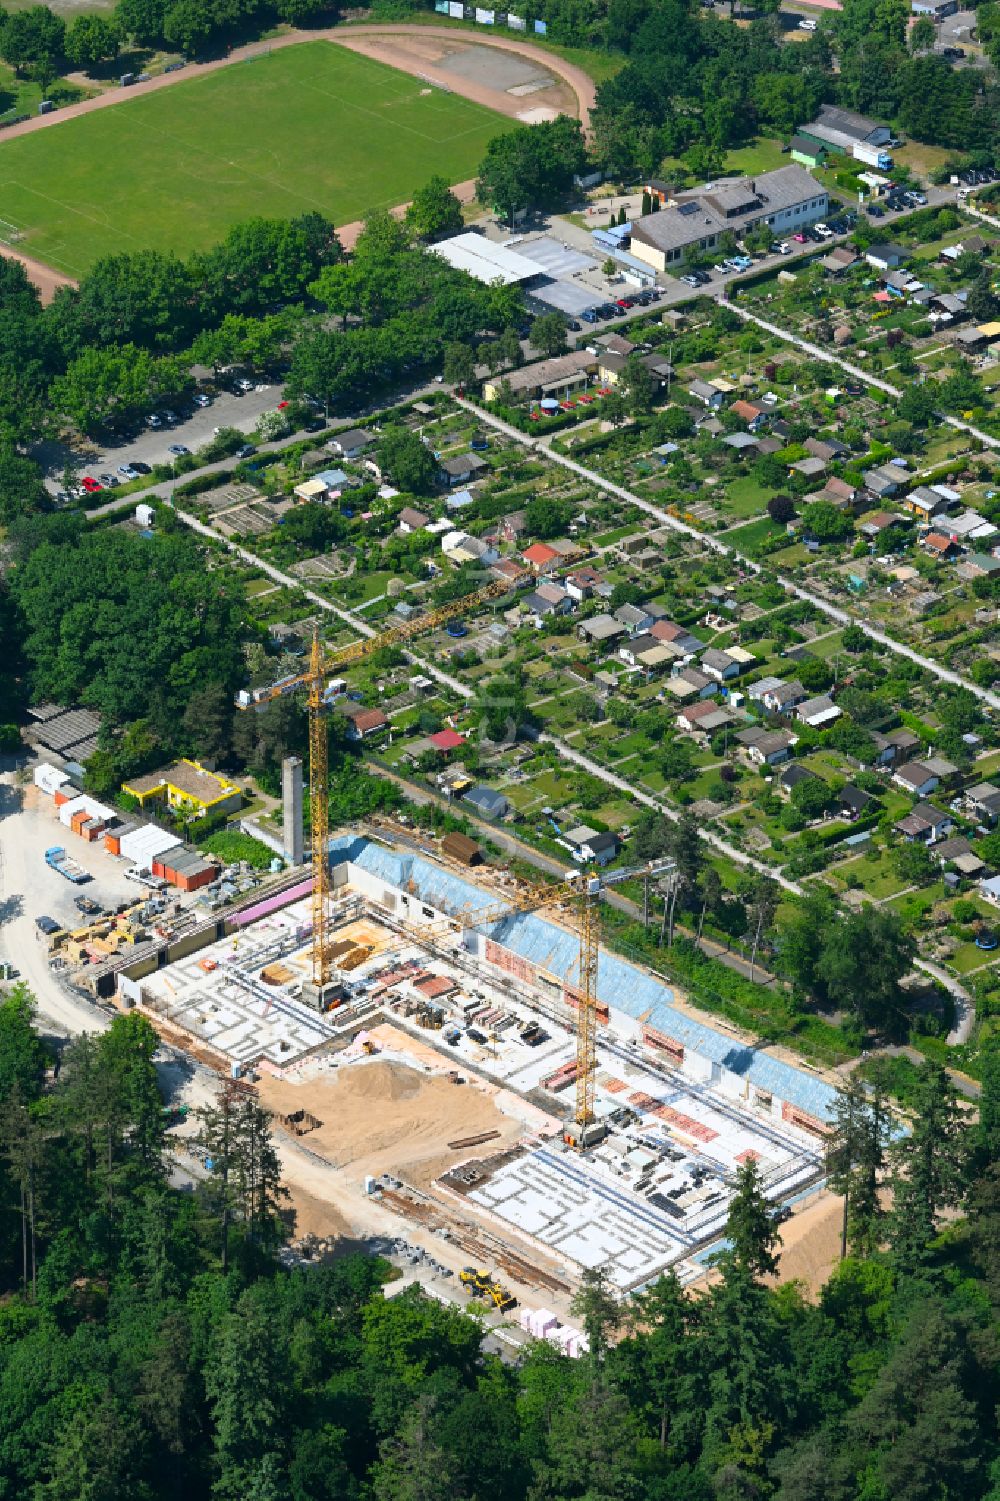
<box><xmin>407</xmin><ymin>858</ymin><xmax>674</xmax><ymax>1144</ymax></box>
<box><xmin>236</xmin><ymin>572</ymin><xmax>525</xmax><ymax>1005</ymax></box>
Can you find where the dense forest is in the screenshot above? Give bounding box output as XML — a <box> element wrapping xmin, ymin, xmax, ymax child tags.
<box><xmin>0</xmin><ymin>980</ymin><xmax>997</xmax><ymax>1499</ymax></box>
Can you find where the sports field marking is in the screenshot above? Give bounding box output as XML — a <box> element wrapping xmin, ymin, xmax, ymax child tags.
<box><xmin>0</xmin><ymin>42</ymin><xmax>512</xmax><ymax>273</ymax></box>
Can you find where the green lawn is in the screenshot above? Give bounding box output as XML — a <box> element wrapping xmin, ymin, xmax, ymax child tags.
<box><xmin>725</xmin><ymin>517</ymin><xmax>784</xmax><ymax>555</ymax></box>
<box><xmin>723</xmin><ymin>138</ymin><xmax>790</xmax><ymax>178</ymax></box>
<box><xmin>0</xmin><ymin>40</ymin><xmax>511</xmax><ymax>275</ymax></box>
<box><xmin>725</xmin><ymin>475</ymin><xmax>774</xmax><ymax>518</ymax></box>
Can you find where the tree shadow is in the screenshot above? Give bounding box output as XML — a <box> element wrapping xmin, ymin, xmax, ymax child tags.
<box><xmin>0</xmin><ymin>892</ymin><xmax>24</xmax><ymax>927</ymax></box>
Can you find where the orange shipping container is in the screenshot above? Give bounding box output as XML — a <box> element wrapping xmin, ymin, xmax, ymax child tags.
<box><xmin>53</xmin><ymin>790</ymin><xmax>70</xmax><ymax>807</ymax></box>
<box><xmin>104</xmin><ymin>833</ymin><xmax>121</xmax><ymax>855</ymax></box>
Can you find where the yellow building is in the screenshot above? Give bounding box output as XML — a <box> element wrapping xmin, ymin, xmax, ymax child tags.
<box><xmin>123</xmin><ymin>760</ymin><xmax>242</xmax><ymax>818</ymax></box>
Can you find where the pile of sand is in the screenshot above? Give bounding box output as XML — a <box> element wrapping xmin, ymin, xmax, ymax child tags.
<box><xmin>260</xmin><ymin>1058</ymin><xmax>523</xmax><ymax>1191</ymax></box>
<box><xmin>771</xmin><ymin>1191</ymin><xmax>843</xmax><ymax>1297</ymax></box>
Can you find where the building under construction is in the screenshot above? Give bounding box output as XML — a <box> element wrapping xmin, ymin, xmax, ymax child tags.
<box><xmin>124</xmin><ymin>828</ymin><xmax>838</xmax><ymax>1293</ymax></box>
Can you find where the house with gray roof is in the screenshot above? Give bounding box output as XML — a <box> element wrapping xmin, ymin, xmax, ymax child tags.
<box><xmin>629</xmin><ymin>166</ymin><xmax>828</xmax><ymax>273</ymax></box>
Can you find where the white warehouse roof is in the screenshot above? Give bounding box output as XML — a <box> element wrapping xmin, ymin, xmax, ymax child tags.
<box><xmin>430</xmin><ymin>232</ymin><xmax>540</xmax><ymax>285</ymax></box>
<box><xmin>120</xmin><ymin>823</ymin><xmax>182</xmax><ymax>867</ymax></box>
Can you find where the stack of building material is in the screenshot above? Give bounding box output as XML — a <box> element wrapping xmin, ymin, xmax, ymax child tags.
<box><xmin>524</xmin><ymin>1308</ymin><xmax>559</xmax><ymax>1338</ymax></box>
<box><xmin>542</xmin><ymin>1061</ymin><xmax>578</xmax><ymax>1093</ymax></box>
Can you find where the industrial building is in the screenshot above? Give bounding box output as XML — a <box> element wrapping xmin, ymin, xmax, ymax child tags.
<box><xmin>331</xmin><ymin>836</ymin><xmax>834</xmax><ymax>1137</ymax></box>
<box><xmin>430</xmin><ymin>231</ymin><xmax>542</xmax><ymax>285</ymax></box>
<box><xmin>796</xmin><ymin>105</ymin><xmax>891</xmax><ymax>157</ymax></box>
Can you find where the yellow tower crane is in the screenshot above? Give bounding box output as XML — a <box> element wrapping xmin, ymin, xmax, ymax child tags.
<box><xmin>236</xmin><ymin>573</ymin><xmax>526</xmax><ymax>1005</ymax></box>
<box><xmin>406</xmin><ymin>858</ymin><xmax>674</xmax><ymax>1145</ymax></box>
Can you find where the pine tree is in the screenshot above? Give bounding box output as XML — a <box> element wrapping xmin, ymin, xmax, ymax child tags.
<box><xmin>971</xmin><ymin>1031</ymin><xmax>1000</xmax><ymax>1176</ymax></box>
<box><xmin>888</xmin><ymin>1063</ymin><xmax>968</xmax><ymax>1274</ymax></box>
<box><xmin>570</xmin><ymin>1264</ymin><xmax>620</xmax><ymax>1375</ymax></box>
<box><xmin>826</xmin><ymin>1066</ymin><xmax>891</xmax><ymax>1258</ymax></box>
<box><xmin>724</xmin><ymin>1158</ymin><xmax>780</xmax><ymax>1281</ymax></box>
<box><xmin>199</xmin><ymin>1084</ymin><xmax>289</xmax><ymax>1269</ymax></box>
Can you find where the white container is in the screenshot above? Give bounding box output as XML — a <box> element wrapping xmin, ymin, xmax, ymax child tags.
<box><xmin>34</xmin><ymin>763</ymin><xmax>69</xmax><ymax>796</ymax></box>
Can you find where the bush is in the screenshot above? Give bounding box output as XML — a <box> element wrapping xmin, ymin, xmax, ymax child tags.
<box><xmin>200</xmin><ymin>829</ymin><xmax>277</xmax><ymax>869</ymax></box>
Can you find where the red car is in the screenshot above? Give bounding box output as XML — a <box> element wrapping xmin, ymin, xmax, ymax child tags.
<box><xmin>793</xmin><ymin>232</ymin><xmax>807</xmax><ymax>243</ymax></box>
<box><xmin>615</xmin><ymin>299</ymin><xmax>629</xmax><ymax>309</ymax></box>
<box><xmin>81</xmin><ymin>476</ymin><xmax>103</xmax><ymax>492</ymax></box>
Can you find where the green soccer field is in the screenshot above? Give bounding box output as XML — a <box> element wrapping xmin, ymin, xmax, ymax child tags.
<box><xmin>0</xmin><ymin>41</ymin><xmax>512</xmax><ymax>276</ymax></box>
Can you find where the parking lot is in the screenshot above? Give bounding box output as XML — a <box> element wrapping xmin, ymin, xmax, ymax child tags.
<box><xmin>41</xmin><ymin>381</ymin><xmax>284</xmax><ymax>497</ymax></box>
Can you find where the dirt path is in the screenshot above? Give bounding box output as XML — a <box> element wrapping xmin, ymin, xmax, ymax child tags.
<box><xmin>0</xmin><ymin>23</ymin><xmax>593</xmax><ymax>144</ymax></box>
<box><xmin>0</xmin><ymin>22</ymin><xmax>594</xmax><ymax>292</ymax></box>
<box><xmin>0</xmin><ymin>243</ymin><xmax>76</xmax><ymax>300</ymax></box>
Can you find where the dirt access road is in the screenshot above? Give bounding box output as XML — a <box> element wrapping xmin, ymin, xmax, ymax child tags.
<box><xmin>0</xmin><ymin>23</ymin><xmax>594</xmax><ymax>287</ymax></box>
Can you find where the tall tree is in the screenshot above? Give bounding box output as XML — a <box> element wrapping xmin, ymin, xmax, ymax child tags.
<box><xmin>826</xmin><ymin>1068</ymin><xmax>891</xmax><ymax>1259</ymax></box>
<box><xmin>404</xmin><ymin>176</ymin><xmax>464</xmax><ymax>243</ymax></box>
<box><xmin>888</xmin><ymin>1062</ymin><xmax>967</xmax><ymax>1274</ymax></box>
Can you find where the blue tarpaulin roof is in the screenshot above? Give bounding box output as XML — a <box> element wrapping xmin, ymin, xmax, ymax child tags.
<box><xmin>329</xmin><ymin>835</ymin><xmax>838</xmax><ymax>1122</ymax></box>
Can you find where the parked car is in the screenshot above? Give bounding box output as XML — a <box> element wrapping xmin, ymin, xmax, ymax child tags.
<box><xmin>97</xmin><ymin>473</ymin><xmax>118</xmax><ymax>487</ymax></box>
<box><xmin>118</xmin><ymin>463</ymin><xmax>139</xmax><ymax>479</ymax></box>
<box><xmin>167</xmin><ymin>443</ymin><xmax>190</xmax><ymax>456</ymax></box>
<box><xmin>236</xmin><ymin>444</ymin><xmax>256</xmax><ymax>458</ymax></box>
<box><xmin>147</xmin><ymin>413</ymin><xmax>163</xmax><ymax>428</ymax></box>
<box><xmin>81</xmin><ymin>476</ymin><xmax>103</xmax><ymax>492</ymax></box>
<box><xmin>193</xmin><ymin>393</ymin><xmax>212</xmax><ymax>408</ymax></box>
<box><xmin>131</xmin><ymin>461</ymin><xmax>152</xmax><ymax>475</ymax></box>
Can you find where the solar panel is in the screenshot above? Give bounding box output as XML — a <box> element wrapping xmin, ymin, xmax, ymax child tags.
<box><xmin>678</xmin><ymin>202</ymin><xmax>699</xmax><ymax>216</ymax></box>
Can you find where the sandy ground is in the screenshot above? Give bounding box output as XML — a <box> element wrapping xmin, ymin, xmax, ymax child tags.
<box><xmin>771</xmin><ymin>1190</ymin><xmax>843</xmax><ymax>1297</ymax></box>
<box><xmin>333</xmin><ymin>30</ymin><xmax>578</xmax><ymax>123</ymax></box>
<box><xmin>286</xmin><ymin>1181</ymin><xmax>356</xmax><ymax>1241</ymax></box>
<box><xmin>0</xmin><ymin>244</ymin><xmax>76</xmax><ymax>301</ymax></box>
<box><xmin>258</xmin><ymin>1053</ymin><xmax>527</xmax><ymax>1193</ymax></box>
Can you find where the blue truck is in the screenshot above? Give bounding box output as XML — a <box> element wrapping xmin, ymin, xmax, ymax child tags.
<box><xmin>45</xmin><ymin>846</ymin><xmax>91</xmax><ymax>885</ymax></box>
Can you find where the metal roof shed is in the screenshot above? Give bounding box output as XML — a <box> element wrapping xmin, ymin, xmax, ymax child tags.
<box><xmin>119</xmin><ymin>824</ymin><xmax>183</xmax><ymax>867</ymax></box>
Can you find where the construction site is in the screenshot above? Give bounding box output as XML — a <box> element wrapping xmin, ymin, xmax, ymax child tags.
<box><xmin>122</xmin><ymin>826</ymin><xmax>838</xmax><ymax>1312</ymax></box>
<box><xmin>10</xmin><ymin>603</ymin><xmax>845</xmax><ymax>1334</ymax></box>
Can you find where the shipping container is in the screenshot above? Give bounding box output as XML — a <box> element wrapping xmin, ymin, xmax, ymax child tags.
<box><xmin>34</xmin><ymin>763</ymin><xmax>70</xmax><ymax>797</ymax></box>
